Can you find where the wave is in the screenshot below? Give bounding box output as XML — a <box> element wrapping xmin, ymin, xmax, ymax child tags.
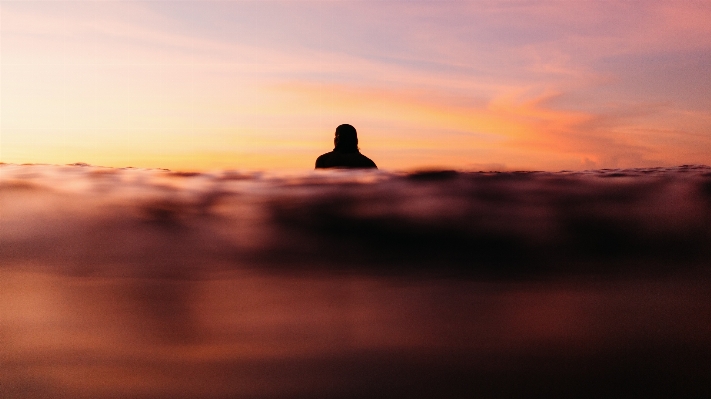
<box><xmin>2</xmin><ymin>163</ymin><xmax>710</xmax><ymax>277</ymax></box>
<box><xmin>2</xmin><ymin>163</ymin><xmax>711</xmax><ymax>398</ymax></box>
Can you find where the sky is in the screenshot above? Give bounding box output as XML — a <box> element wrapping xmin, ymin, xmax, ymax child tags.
<box><xmin>1</xmin><ymin>0</ymin><xmax>710</xmax><ymax>171</ymax></box>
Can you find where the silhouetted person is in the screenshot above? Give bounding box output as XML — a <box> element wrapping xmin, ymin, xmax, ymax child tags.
<box><xmin>315</xmin><ymin>124</ymin><xmax>377</xmax><ymax>169</ymax></box>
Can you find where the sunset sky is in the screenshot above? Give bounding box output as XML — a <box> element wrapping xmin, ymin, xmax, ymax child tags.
<box><xmin>1</xmin><ymin>0</ymin><xmax>710</xmax><ymax>171</ymax></box>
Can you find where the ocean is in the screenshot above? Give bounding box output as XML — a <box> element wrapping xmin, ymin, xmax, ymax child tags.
<box><xmin>1</xmin><ymin>163</ymin><xmax>710</xmax><ymax>398</ymax></box>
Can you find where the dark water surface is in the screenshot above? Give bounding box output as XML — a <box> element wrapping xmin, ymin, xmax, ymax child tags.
<box><xmin>1</xmin><ymin>164</ymin><xmax>710</xmax><ymax>398</ymax></box>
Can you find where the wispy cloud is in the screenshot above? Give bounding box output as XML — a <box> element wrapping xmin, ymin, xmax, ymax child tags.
<box><xmin>1</xmin><ymin>0</ymin><xmax>710</xmax><ymax>170</ymax></box>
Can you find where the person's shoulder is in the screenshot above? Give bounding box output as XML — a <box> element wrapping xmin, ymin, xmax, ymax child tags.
<box><xmin>315</xmin><ymin>151</ymin><xmax>335</xmax><ymax>168</ymax></box>
<box><xmin>316</xmin><ymin>151</ymin><xmax>335</xmax><ymax>161</ymax></box>
<box><xmin>358</xmin><ymin>153</ymin><xmax>377</xmax><ymax>168</ymax></box>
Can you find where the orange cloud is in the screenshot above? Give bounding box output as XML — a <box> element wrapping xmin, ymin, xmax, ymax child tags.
<box><xmin>272</xmin><ymin>82</ymin><xmax>598</xmax><ymax>167</ymax></box>
<box><xmin>2</xmin><ymin>1</ymin><xmax>710</xmax><ymax>171</ymax></box>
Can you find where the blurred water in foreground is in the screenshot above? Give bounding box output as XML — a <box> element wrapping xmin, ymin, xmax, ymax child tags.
<box><xmin>1</xmin><ymin>163</ymin><xmax>710</xmax><ymax>398</ymax></box>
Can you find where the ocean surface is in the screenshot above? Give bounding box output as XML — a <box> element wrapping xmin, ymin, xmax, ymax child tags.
<box><xmin>1</xmin><ymin>163</ymin><xmax>710</xmax><ymax>398</ymax></box>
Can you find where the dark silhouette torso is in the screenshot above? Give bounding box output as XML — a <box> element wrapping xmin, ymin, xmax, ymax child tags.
<box><xmin>315</xmin><ymin>151</ymin><xmax>377</xmax><ymax>169</ymax></box>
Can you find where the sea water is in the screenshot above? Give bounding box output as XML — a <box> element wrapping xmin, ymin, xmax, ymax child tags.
<box><xmin>1</xmin><ymin>164</ymin><xmax>710</xmax><ymax>398</ymax></box>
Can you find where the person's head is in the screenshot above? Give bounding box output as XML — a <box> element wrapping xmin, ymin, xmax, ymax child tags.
<box><xmin>334</xmin><ymin>124</ymin><xmax>359</xmax><ymax>153</ymax></box>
